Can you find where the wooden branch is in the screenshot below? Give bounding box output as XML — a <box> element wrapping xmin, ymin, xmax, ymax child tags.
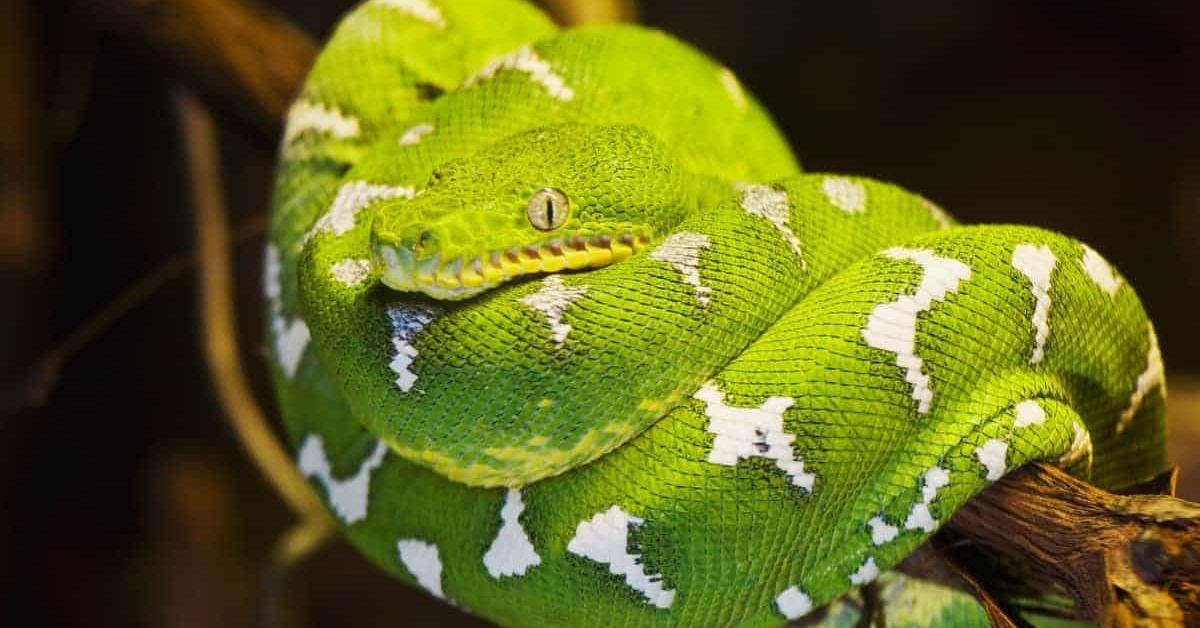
<box><xmin>540</xmin><ymin>0</ymin><xmax>637</xmax><ymax>25</ymax></box>
<box><xmin>0</xmin><ymin>0</ymin><xmax>47</xmax><ymax>273</ymax></box>
<box><xmin>941</xmin><ymin>463</ymin><xmax>1200</xmax><ymax>626</ymax></box>
<box><xmin>82</xmin><ymin>0</ymin><xmax>316</xmax><ymax>143</ymax></box>
<box><xmin>175</xmin><ymin>87</ymin><xmax>332</xmax><ymax>534</ymax></box>
<box><xmin>79</xmin><ymin>0</ymin><xmax>634</xmax><ymax>147</ymax></box>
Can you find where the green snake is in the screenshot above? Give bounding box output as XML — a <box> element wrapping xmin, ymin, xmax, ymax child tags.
<box><xmin>266</xmin><ymin>1</ymin><xmax>1169</xmax><ymax>625</ymax></box>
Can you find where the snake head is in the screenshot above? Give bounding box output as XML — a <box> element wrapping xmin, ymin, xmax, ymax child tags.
<box><xmin>371</xmin><ymin>124</ymin><xmax>694</xmax><ymax>299</ymax></box>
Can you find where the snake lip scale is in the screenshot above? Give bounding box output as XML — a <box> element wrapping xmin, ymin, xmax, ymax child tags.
<box><xmin>375</xmin><ymin>231</ymin><xmax>650</xmax><ymax>298</ymax></box>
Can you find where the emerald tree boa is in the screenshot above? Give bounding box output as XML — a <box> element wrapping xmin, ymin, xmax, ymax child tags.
<box><xmin>265</xmin><ymin>1</ymin><xmax>1168</xmax><ymax>625</ymax></box>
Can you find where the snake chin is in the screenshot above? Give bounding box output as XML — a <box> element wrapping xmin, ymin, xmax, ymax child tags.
<box><xmin>376</xmin><ymin>232</ymin><xmax>650</xmax><ymax>300</ymax></box>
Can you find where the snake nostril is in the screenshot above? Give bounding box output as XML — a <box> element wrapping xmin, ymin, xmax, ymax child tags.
<box><xmin>406</xmin><ymin>229</ymin><xmax>438</xmax><ymax>256</ymax></box>
<box><xmin>419</xmin><ymin>230</ymin><xmax>437</xmax><ymax>251</ymax></box>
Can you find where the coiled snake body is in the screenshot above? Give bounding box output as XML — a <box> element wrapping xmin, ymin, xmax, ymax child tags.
<box><xmin>267</xmin><ymin>1</ymin><xmax>1168</xmax><ymax>625</ymax></box>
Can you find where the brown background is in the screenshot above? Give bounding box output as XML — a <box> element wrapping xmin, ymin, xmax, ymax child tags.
<box><xmin>1</xmin><ymin>1</ymin><xmax>1197</xmax><ymax>626</ymax></box>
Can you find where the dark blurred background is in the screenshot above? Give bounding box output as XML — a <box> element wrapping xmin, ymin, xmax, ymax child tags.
<box><xmin>1</xmin><ymin>1</ymin><xmax>1197</xmax><ymax>626</ymax></box>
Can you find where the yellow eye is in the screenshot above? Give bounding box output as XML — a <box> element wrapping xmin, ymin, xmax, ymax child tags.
<box><xmin>527</xmin><ymin>187</ymin><xmax>570</xmax><ymax>231</ymax></box>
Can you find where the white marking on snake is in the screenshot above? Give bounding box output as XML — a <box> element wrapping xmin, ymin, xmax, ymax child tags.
<box><xmin>399</xmin><ymin>122</ymin><xmax>435</xmax><ymax>145</ymax></box>
<box><xmin>310</xmin><ymin>181</ymin><xmax>414</xmax><ymax>239</ymax></box>
<box><xmin>976</xmin><ymin>439</ymin><xmax>1008</xmax><ymax>481</ymax></box>
<box><xmin>264</xmin><ymin>245</ymin><xmax>285</xmax><ymax>305</ymax></box>
<box><xmin>483</xmin><ymin>489</ymin><xmax>542</xmax><ymax>579</ymax></box>
<box><xmin>374</xmin><ymin>0</ymin><xmax>446</xmax><ymax>28</ymax></box>
<box><xmin>718</xmin><ymin>67</ymin><xmax>748</xmax><ymax>111</ymax></box>
<box><xmin>739</xmin><ymin>184</ymin><xmax>804</xmax><ymax>263</ymax></box>
<box><xmin>904</xmin><ymin>465</ymin><xmax>950</xmax><ymax>533</ymax></box>
<box><xmin>775</xmin><ymin>586</ymin><xmax>813</xmax><ymax>620</ymax></box>
<box><xmin>521</xmin><ymin>275</ymin><xmax>588</xmax><ymax>344</ymax></box>
<box><xmin>273</xmin><ymin>318</ymin><xmax>311</xmax><ymax>378</ymax></box>
<box><xmin>920</xmin><ymin>196</ymin><xmax>954</xmax><ymax>230</ymax></box>
<box><xmin>695</xmin><ymin>381</ymin><xmax>814</xmax><ymax>491</ymax></box>
<box><xmin>297</xmin><ymin>435</ymin><xmax>388</xmax><ymax>524</ymax></box>
<box><xmin>1012</xmin><ymin>243</ymin><xmax>1057</xmax><ymax>364</ymax></box>
<box><xmin>1013</xmin><ymin>399</ymin><xmax>1046</xmax><ymax>428</ymax></box>
<box><xmin>264</xmin><ymin>244</ymin><xmax>310</xmax><ymax>378</ymax></box>
<box><xmin>822</xmin><ymin>176</ymin><xmax>866</xmax><ymax>213</ymax></box>
<box><xmin>567</xmin><ymin>505</ymin><xmax>676</xmax><ymax>609</ymax></box>
<box><xmin>867</xmin><ymin>516</ymin><xmax>899</xmax><ymax>546</ymax></box>
<box><xmin>331</xmin><ymin>258</ymin><xmax>371</xmax><ymax>286</ymax></box>
<box><xmin>1116</xmin><ymin>325</ymin><xmax>1165</xmax><ymax>434</ymax></box>
<box><xmin>282</xmin><ymin>100</ymin><xmax>360</xmax><ymax>146</ymax></box>
<box><xmin>1080</xmin><ymin>244</ymin><xmax>1122</xmax><ymax>296</ymax></box>
<box><xmin>1059</xmin><ymin>421</ymin><xmax>1094</xmax><ymax>471</ymax></box>
<box><xmin>849</xmin><ymin>557</ymin><xmax>879</xmax><ymax>585</ymax></box>
<box><xmin>386</xmin><ymin>303</ymin><xmax>440</xmax><ymax>392</ymax></box>
<box><xmin>397</xmin><ymin>539</ymin><xmax>446</xmax><ymax>599</ymax></box>
<box><xmin>464</xmin><ymin>45</ymin><xmax>574</xmax><ymax>101</ymax></box>
<box><xmin>649</xmin><ymin>232</ymin><xmax>712</xmax><ymax>307</ymax></box>
<box><xmin>862</xmin><ymin>248</ymin><xmax>972</xmax><ymax>414</ymax></box>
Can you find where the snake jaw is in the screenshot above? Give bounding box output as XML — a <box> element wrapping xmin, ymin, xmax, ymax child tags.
<box><xmin>375</xmin><ymin>232</ymin><xmax>650</xmax><ymax>299</ymax></box>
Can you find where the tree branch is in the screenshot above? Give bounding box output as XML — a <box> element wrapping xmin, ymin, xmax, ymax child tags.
<box><xmin>540</xmin><ymin>0</ymin><xmax>637</xmax><ymax>25</ymax></box>
<box><xmin>78</xmin><ymin>0</ymin><xmax>637</xmax><ymax>146</ymax></box>
<box><xmin>942</xmin><ymin>463</ymin><xmax>1200</xmax><ymax>626</ymax></box>
<box><xmin>175</xmin><ymin>87</ymin><xmax>332</xmax><ymax>532</ymax></box>
<box><xmin>83</xmin><ymin>0</ymin><xmax>316</xmax><ymax>143</ymax></box>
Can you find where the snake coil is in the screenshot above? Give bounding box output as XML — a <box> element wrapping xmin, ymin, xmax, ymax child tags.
<box><xmin>267</xmin><ymin>1</ymin><xmax>1168</xmax><ymax>625</ymax></box>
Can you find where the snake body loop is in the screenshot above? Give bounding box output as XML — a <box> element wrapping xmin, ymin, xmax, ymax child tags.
<box><xmin>267</xmin><ymin>2</ymin><xmax>1168</xmax><ymax>625</ymax></box>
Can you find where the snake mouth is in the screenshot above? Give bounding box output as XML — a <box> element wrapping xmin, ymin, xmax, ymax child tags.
<box><xmin>375</xmin><ymin>232</ymin><xmax>651</xmax><ymax>299</ymax></box>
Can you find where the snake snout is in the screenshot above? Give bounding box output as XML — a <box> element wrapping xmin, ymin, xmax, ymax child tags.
<box><xmin>373</xmin><ymin>222</ymin><xmax>488</xmax><ymax>299</ymax></box>
<box><xmin>391</xmin><ymin>226</ymin><xmax>438</xmax><ymax>259</ymax></box>
<box><xmin>372</xmin><ymin>199</ymin><xmax>657</xmax><ymax>299</ymax></box>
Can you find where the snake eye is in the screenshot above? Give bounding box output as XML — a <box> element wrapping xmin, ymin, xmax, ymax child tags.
<box><xmin>527</xmin><ymin>187</ymin><xmax>570</xmax><ymax>231</ymax></box>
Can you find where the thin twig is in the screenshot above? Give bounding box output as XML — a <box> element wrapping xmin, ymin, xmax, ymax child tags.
<box><xmin>261</xmin><ymin>517</ymin><xmax>337</xmax><ymax>628</ymax></box>
<box><xmin>174</xmin><ymin>88</ymin><xmax>331</xmax><ymax>536</ymax></box>
<box><xmin>26</xmin><ymin>217</ymin><xmax>265</xmax><ymax>407</ymax></box>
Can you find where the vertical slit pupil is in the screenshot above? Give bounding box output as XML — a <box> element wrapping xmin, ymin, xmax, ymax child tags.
<box><xmin>545</xmin><ymin>198</ymin><xmax>554</xmax><ymax>225</ymax></box>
